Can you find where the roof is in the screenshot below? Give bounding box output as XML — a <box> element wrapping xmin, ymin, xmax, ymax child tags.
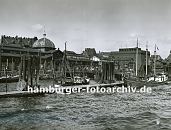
<box><xmin>33</xmin><ymin>38</ymin><xmax>55</xmax><ymax>49</ymax></box>
<box><xmin>1</xmin><ymin>35</ymin><xmax>37</xmax><ymax>48</ymax></box>
<box><xmin>166</xmin><ymin>53</ymin><xmax>171</xmax><ymax>63</ymax></box>
<box><xmin>1</xmin><ymin>46</ymin><xmax>40</xmax><ymax>53</ymax></box>
<box><xmin>65</xmin><ymin>50</ymin><xmax>77</xmax><ymax>56</ymax></box>
<box><xmin>83</xmin><ymin>48</ymin><xmax>96</xmax><ymax>57</ymax></box>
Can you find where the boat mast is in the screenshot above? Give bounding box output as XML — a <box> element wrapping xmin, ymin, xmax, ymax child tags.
<box><xmin>154</xmin><ymin>44</ymin><xmax>156</xmax><ymax>77</ymax></box>
<box><xmin>146</xmin><ymin>42</ymin><xmax>148</xmax><ymax>76</ymax></box>
<box><xmin>0</xmin><ymin>38</ymin><xmax>2</xmax><ymax>77</ymax></box>
<box><xmin>135</xmin><ymin>38</ymin><xmax>139</xmax><ymax>77</ymax></box>
<box><xmin>64</xmin><ymin>41</ymin><xmax>67</xmax><ymax>79</ymax></box>
<box><xmin>52</xmin><ymin>52</ymin><xmax>54</xmax><ymax>86</ymax></box>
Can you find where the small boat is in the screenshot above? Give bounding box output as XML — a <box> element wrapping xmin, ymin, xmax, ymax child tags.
<box><xmin>0</xmin><ymin>75</ymin><xmax>19</xmax><ymax>83</ymax></box>
<box><xmin>145</xmin><ymin>45</ymin><xmax>168</xmax><ymax>86</ymax></box>
<box><xmin>62</xmin><ymin>77</ymin><xmax>74</xmax><ymax>86</ymax></box>
<box><xmin>73</xmin><ymin>76</ymin><xmax>90</xmax><ymax>85</ymax></box>
<box><xmin>73</xmin><ymin>76</ymin><xmax>83</xmax><ymax>85</ymax></box>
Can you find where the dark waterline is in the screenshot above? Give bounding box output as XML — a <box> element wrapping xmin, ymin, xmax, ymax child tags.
<box><xmin>0</xmin><ymin>81</ymin><xmax>171</xmax><ymax>130</ymax></box>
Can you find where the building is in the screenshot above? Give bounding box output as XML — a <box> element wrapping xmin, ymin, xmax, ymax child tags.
<box><xmin>65</xmin><ymin>50</ymin><xmax>100</xmax><ymax>78</ymax></box>
<box><xmin>0</xmin><ymin>34</ymin><xmax>102</xmax><ymax>81</ymax></box>
<box><xmin>150</xmin><ymin>54</ymin><xmax>165</xmax><ymax>75</ymax></box>
<box><xmin>164</xmin><ymin>51</ymin><xmax>171</xmax><ymax>79</ymax></box>
<box><xmin>82</xmin><ymin>48</ymin><xmax>97</xmax><ymax>58</ymax></box>
<box><xmin>0</xmin><ymin>34</ymin><xmax>63</xmax><ymax>79</ymax></box>
<box><xmin>99</xmin><ymin>47</ymin><xmax>150</xmax><ymax>77</ymax></box>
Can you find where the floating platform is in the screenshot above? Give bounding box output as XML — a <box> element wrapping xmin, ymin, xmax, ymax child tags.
<box><xmin>0</xmin><ymin>81</ymin><xmax>124</xmax><ymax>98</ymax></box>
<box><xmin>0</xmin><ymin>76</ymin><xmax>19</xmax><ymax>83</ymax></box>
<box><xmin>64</xmin><ymin>81</ymin><xmax>124</xmax><ymax>89</ymax></box>
<box><xmin>0</xmin><ymin>91</ymin><xmax>45</xmax><ymax>98</ymax></box>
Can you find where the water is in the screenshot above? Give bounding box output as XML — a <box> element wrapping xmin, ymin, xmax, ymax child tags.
<box><xmin>0</xmin><ymin>81</ymin><xmax>171</xmax><ymax>130</ymax></box>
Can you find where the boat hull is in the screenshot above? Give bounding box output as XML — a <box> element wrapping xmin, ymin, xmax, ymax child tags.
<box><xmin>0</xmin><ymin>76</ymin><xmax>19</xmax><ymax>83</ymax></box>
<box><xmin>127</xmin><ymin>79</ymin><xmax>168</xmax><ymax>88</ymax></box>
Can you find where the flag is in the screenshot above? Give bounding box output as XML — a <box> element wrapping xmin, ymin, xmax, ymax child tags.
<box><xmin>157</xmin><ymin>46</ymin><xmax>159</xmax><ymax>50</ymax></box>
<box><xmin>155</xmin><ymin>44</ymin><xmax>159</xmax><ymax>51</ymax></box>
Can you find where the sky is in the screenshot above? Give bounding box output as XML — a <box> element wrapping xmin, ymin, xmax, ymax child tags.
<box><xmin>0</xmin><ymin>0</ymin><xmax>171</xmax><ymax>58</ymax></box>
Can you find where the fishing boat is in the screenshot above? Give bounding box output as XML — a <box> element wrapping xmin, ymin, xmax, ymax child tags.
<box><xmin>0</xmin><ymin>75</ymin><xmax>19</xmax><ymax>83</ymax></box>
<box><xmin>126</xmin><ymin>38</ymin><xmax>145</xmax><ymax>87</ymax></box>
<box><xmin>73</xmin><ymin>76</ymin><xmax>90</xmax><ymax>85</ymax></box>
<box><xmin>54</xmin><ymin>42</ymin><xmax>90</xmax><ymax>86</ymax></box>
<box><xmin>54</xmin><ymin>42</ymin><xmax>74</xmax><ymax>86</ymax></box>
<box><xmin>145</xmin><ymin>44</ymin><xmax>168</xmax><ymax>85</ymax></box>
<box><xmin>127</xmin><ymin>42</ymin><xmax>168</xmax><ymax>87</ymax></box>
<box><xmin>0</xmin><ymin>59</ymin><xmax>19</xmax><ymax>83</ymax></box>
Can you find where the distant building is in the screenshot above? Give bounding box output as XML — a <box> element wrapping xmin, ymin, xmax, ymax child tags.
<box><xmin>166</xmin><ymin>51</ymin><xmax>171</xmax><ymax>63</ymax></box>
<box><xmin>0</xmin><ymin>34</ymin><xmax>63</xmax><ymax>77</ymax></box>
<box><xmin>82</xmin><ymin>48</ymin><xmax>96</xmax><ymax>58</ymax></box>
<box><xmin>90</xmin><ymin>56</ymin><xmax>100</xmax><ymax>62</ymax></box>
<box><xmin>164</xmin><ymin>51</ymin><xmax>171</xmax><ymax>79</ymax></box>
<box><xmin>65</xmin><ymin>50</ymin><xmax>99</xmax><ymax>78</ymax></box>
<box><xmin>150</xmin><ymin>54</ymin><xmax>165</xmax><ymax>75</ymax></box>
<box><xmin>99</xmin><ymin>47</ymin><xmax>150</xmax><ymax>77</ymax></box>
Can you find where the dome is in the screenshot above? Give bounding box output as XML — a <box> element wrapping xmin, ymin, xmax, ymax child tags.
<box><xmin>33</xmin><ymin>38</ymin><xmax>55</xmax><ymax>49</ymax></box>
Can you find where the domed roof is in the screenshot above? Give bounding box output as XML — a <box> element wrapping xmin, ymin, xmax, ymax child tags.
<box><xmin>33</xmin><ymin>38</ymin><xmax>55</xmax><ymax>49</ymax></box>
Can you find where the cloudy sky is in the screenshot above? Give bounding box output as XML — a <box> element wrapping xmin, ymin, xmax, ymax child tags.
<box><xmin>0</xmin><ymin>0</ymin><xmax>171</xmax><ymax>58</ymax></box>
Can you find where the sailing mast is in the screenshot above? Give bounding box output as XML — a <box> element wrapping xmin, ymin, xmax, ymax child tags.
<box><xmin>0</xmin><ymin>38</ymin><xmax>2</xmax><ymax>77</ymax></box>
<box><xmin>135</xmin><ymin>38</ymin><xmax>139</xmax><ymax>77</ymax></box>
<box><xmin>52</xmin><ymin>52</ymin><xmax>54</xmax><ymax>87</ymax></box>
<box><xmin>154</xmin><ymin>44</ymin><xmax>157</xmax><ymax>77</ymax></box>
<box><xmin>146</xmin><ymin>42</ymin><xmax>148</xmax><ymax>76</ymax></box>
<box><xmin>64</xmin><ymin>41</ymin><xmax>67</xmax><ymax>79</ymax></box>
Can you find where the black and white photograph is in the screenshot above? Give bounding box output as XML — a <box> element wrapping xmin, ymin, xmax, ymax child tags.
<box><xmin>0</xmin><ymin>0</ymin><xmax>171</xmax><ymax>130</ymax></box>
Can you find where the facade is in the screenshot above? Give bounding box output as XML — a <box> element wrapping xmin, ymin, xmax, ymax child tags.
<box><xmin>0</xmin><ymin>34</ymin><xmax>152</xmax><ymax>82</ymax></box>
<box><xmin>82</xmin><ymin>48</ymin><xmax>97</xmax><ymax>58</ymax></box>
<box><xmin>165</xmin><ymin>51</ymin><xmax>171</xmax><ymax>79</ymax></box>
<box><xmin>99</xmin><ymin>47</ymin><xmax>150</xmax><ymax>77</ymax></box>
<box><xmin>0</xmin><ymin>35</ymin><xmax>100</xmax><ymax>80</ymax></box>
<box><xmin>0</xmin><ymin>35</ymin><xmax>63</xmax><ymax>79</ymax></box>
<box><xmin>65</xmin><ymin>50</ymin><xmax>100</xmax><ymax>78</ymax></box>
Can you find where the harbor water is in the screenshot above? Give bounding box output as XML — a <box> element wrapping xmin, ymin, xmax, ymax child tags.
<box><xmin>0</xmin><ymin>81</ymin><xmax>171</xmax><ymax>130</ymax></box>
